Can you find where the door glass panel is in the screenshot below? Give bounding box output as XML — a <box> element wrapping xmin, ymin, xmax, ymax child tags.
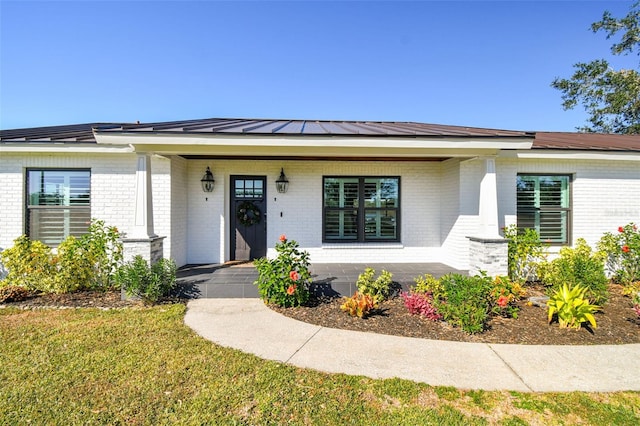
<box><xmin>234</xmin><ymin>179</ymin><xmax>264</xmax><ymax>199</ymax></box>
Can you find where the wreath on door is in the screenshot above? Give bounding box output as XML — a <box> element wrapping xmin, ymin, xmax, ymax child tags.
<box><xmin>236</xmin><ymin>201</ymin><xmax>262</xmax><ymax>227</ymax></box>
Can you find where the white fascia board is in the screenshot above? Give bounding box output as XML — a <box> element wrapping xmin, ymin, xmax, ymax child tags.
<box><xmin>0</xmin><ymin>143</ymin><xmax>134</xmax><ymax>154</ymax></box>
<box><xmin>112</xmin><ymin>144</ymin><xmax>507</xmax><ymax>158</ymax></box>
<box><xmin>504</xmin><ymin>149</ymin><xmax>640</xmax><ymax>162</ymax></box>
<box><xmin>94</xmin><ymin>132</ymin><xmax>534</xmax><ymax>150</ymax></box>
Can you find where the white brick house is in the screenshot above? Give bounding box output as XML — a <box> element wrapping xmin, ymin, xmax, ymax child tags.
<box><xmin>1</xmin><ymin>119</ymin><xmax>638</xmax><ymax>275</ymax></box>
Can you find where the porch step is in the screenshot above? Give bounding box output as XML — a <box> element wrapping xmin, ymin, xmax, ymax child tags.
<box><xmin>175</xmin><ymin>263</ymin><xmax>467</xmax><ymax>299</ymax></box>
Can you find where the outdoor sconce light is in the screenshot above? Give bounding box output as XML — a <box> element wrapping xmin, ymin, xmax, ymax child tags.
<box><xmin>275</xmin><ymin>168</ymin><xmax>289</xmax><ymax>193</ymax></box>
<box><xmin>200</xmin><ymin>166</ymin><xmax>215</xmax><ymax>193</ymax></box>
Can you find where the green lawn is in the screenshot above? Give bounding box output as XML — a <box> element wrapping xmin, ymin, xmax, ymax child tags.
<box><xmin>1</xmin><ymin>305</ymin><xmax>638</xmax><ymax>425</ymax></box>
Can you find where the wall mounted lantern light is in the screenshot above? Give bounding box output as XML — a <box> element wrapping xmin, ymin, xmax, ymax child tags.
<box><xmin>200</xmin><ymin>166</ymin><xmax>215</xmax><ymax>193</ymax></box>
<box><xmin>275</xmin><ymin>168</ymin><xmax>289</xmax><ymax>193</ymax></box>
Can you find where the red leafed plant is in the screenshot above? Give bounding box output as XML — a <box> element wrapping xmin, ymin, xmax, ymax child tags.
<box><xmin>400</xmin><ymin>291</ymin><xmax>442</xmax><ymax>321</ymax></box>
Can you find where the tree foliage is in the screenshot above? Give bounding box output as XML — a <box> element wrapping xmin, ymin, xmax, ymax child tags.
<box><xmin>552</xmin><ymin>2</ymin><xmax>640</xmax><ymax>134</ymax></box>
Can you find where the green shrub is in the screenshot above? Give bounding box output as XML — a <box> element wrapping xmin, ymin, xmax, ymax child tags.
<box><xmin>503</xmin><ymin>225</ymin><xmax>547</xmax><ymax>284</ymax></box>
<box><xmin>436</xmin><ymin>273</ymin><xmax>492</xmax><ymax>334</ymax></box>
<box><xmin>538</xmin><ymin>239</ymin><xmax>609</xmax><ymax>305</ymax></box>
<box><xmin>597</xmin><ymin>223</ymin><xmax>640</xmax><ymax>292</ymax></box>
<box><xmin>50</xmin><ymin>236</ymin><xmax>95</xmax><ymax>293</ymax></box>
<box><xmin>355</xmin><ymin>267</ymin><xmax>393</xmax><ymax>303</ymax></box>
<box><xmin>412</xmin><ymin>273</ymin><xmax>444</xmax><ymax>299</ymax></box>
<box><xmin>254</xmin><ymin>235</ymin><xmax>311</xmax><ymax>307</ymax></box>
<box><xmin>80</xmin><ymin>219</ymin><xmax>123</xmax><ymax>290</ymax></box>
<box><xmin>0</xmin><ymin>219</ymin><xmax>123</xmax><ymax>294</ymax></box>
<box><xmin>115</xmin><ymin>256</ymin><xmax>177</xmax><ymax>304</ymax></box>
<box><xmin>0</xmin><ymin>235</ymin><xmax>56</xmax><ymax>291</ymax></box>
<box><xmin>489</xmin><ymin>276</ymin><xmax>526</xmax><ymax>319</ymax></box>
<box><xmin>547</xmin><ymin>283</ymin><xmax>600</xmax><ymax>329</ymax></box>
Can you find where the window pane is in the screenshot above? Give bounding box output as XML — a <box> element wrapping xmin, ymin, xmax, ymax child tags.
<box><xmin>28</xmin><ymin>207</ymin><xmax>91</xmax><ymax>246</ymax></box>
<box><xmin>324</xmin><ymin>210</ymin><xmax>358</xmax><ymax>240</ymax></box>
<box><xmin>364</xmin><ymin>178</ymin><xmax>398</xmax><ymax>208</ymax></box>
<box><xmin>539</xmin><ymin>211</ymin><xmax>567</xmax><ymax>243</ymax></box>
<box><xmin>27</xmin><ymin>170</ymin><xmax>91</xmax><ymax>245</ymax></box>
<box><xmin>516</xmin><ymin>175</ymin><xmax>569</xmax><ymax>244</ymax></box>
<box><xmin>28</xmin><ymin>170</ymin><xmax>90</xmax><ymax>207</ymax></box>
<box><xmin>235</xmin><ymin>180</ymin><xmax>245</xmax><ymax>197</ymax></box>
<box><xmin>364</xmin><ymin>209</ymin><xmax>397</xmax><ymax>240</ymax></box>
<box><xmin>235</xmin><ymin>179</ymin><xmax>264</xmax><ymax>198</ymax></box>
<box><xmin>324</xmin><ymin>178</ymin><xmax>358</xmax><ymax>207</ymax></box>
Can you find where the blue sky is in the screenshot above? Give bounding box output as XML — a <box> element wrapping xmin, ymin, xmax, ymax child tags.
<box><xmin>1</xmin><ymin>0</ymin><xmax>637</xmax><ymax>131</ymax></box>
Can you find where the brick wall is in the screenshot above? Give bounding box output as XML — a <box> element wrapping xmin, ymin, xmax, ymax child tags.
<box><xmin>3</xmin><ymin>152</ymin><xmax>638</xmax><ymax>270</ymax></box>
<box><xmin>184</xmin><ymin>159</ymin><xmax>445</xmax><ymax>264</ymax></box>
<box><xmin>497</xmin><ymin>157</ymin><xmax>640</xmax><ymax>250</ymax></box>
<box><xmin>0</xmin><ymin>152</ymin><xmax>174</xmax><ymax>262</ymax></box>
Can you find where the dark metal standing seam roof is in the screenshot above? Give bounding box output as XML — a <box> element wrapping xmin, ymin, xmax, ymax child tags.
<box><xmin>1</xmin><ymin>118</ymin><xmax>639</xmax><ymax>151</ymax></box>
<box><xmin>532</xmin><ymin>132</ymin><xmax>640</xmax><ymax>151</ymax></box>
<box><xmin>0</xmin><ymin>118</ymin><xmax>532</xmax><ymax>144</ymax></box>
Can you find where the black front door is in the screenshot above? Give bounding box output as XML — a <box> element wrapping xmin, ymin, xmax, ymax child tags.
<box><xmin>230</xmin><ymin>176</ymin><xmax>267</xmax><ymax>260</ymax></box>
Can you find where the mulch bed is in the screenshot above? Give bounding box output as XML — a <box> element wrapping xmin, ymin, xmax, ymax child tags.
<box><xmin>271</xmin><ymin>284</ymin><xmax>640</xmax><ymax>345</ymax></box>
<box><xmin>3</xmin><ymin>284</ymin><xmax>638</xmax><ymax>345</ymax></box>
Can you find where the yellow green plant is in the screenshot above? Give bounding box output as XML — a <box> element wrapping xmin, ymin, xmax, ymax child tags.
<box><xmin>355</xmin><ymin>267</ymin><xmax>393</xmax><ymax>303</ymax></box>
<box><xmin>538</xmin><ymin>238</ymin><xmax>609</xmax><ymax>305</ymax></box>
<box><xmin>0</xmin><ymin>235</ymin><xmax>55</xmax><ymax>291</ymax></box>
<box><xmin>340</xmin><ymin>291</ymin><xmax>376</xmax><ymax>318</ymax></box>
<box><xmin>547</xmin><ymin>283</ymin><xmax>600</xmax><ymax>329</ymax></box>
<box><xmin>412</xmin><ymin>273</ymin><xmax>443</xmax><ymax>299</ymax></box>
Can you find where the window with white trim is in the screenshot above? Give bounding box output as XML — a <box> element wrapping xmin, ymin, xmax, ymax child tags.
<box><xmin>323</xmin><ymin>177</ymin><xmax>400</xmax><ymax>242</ymax></box>
<box><xmin>516</xmin><ymin>174</ymin><xmax>571</xmax><ymax>244</ymax></box>
<box><xmin>26</xmin><ymin>169</ymin><xmax>91</xmax><ymax>246</ymax></box>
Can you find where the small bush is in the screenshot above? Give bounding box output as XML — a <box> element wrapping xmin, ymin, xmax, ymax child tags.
<box><xmin>489</xmin><ymin>276</ymin><xmax>526</xmax><ymax>319</ymax></box>
<box><xmin>436</xmin><ymin>273</ymin><xmax>492</xmax><ymax>334</ymax></box>
<box><xmin>412</xmin><ymin>274</ymin><xmax>444</xmax><ymax>299</ymax></box>
<box><xmin>50</xmin><ymin>236</ymin><xmax>95</xmax><ymax>293</ymax></box>
<box><xmin>356</xmin><ymin>267</ymin><xmax>393</xmax><ymax>303</ymax></box>
<box><xmin>0</xmin><ymin>220</ymin><xmax>123</xmax><ymax>294</ymax></box>
<box><xmin>340</xmin><ymin>291</ymin><xmax>376</xmax><ymax>318</ymax></box>
<box><xmin>254</xmin><ymin>235</ymin><xmax>311</xmax><ymax>307</ymax></box>
<box><xmin>503</xmin><ymin>225</ymin><xmax>547</xmax><ymax>283</ymax></box>
<box><xmin>400</xmin><ymin>291</ymin><xmax>442</xmax><ymax>321</ymax></box>
<box><xmin>597</xmin><ymin>223</ymin><xmax>640</xmax><ymax>292</ymax></box>
<box><xmin>0</xmin><ymin>285</ymin><xmax>31</xmax><ymax>303</ymax></box>
<box><xmin>116</xmin><ymin>256</ymin><xmax>177</xmax><ymax>304</ymax></box>
<box><xmin>547</xmin><ymin>283</ymin><xmax>600</xmax><ymax>329</ymax></box>
<box><xmin>538</xmin><ymin>239</ymin><xmax>609</xmax><ymax>305</ymax></box>
<box><xmin>0</xmin><ymin>236</ymin><xmax>55</xmax><ymax>291</ymax></box>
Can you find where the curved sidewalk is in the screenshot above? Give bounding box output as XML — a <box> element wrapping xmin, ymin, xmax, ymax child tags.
<box><xmin>184</xmin><ymin>299</ymin><xmax>640</xmax><ymax>392</ymax></box>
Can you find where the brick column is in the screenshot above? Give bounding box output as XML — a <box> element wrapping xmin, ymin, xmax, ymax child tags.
<box><xmin>467</xmin><ymin>236</ymin><xmax>509</xmax><ymax>277</ymax></box>
<box><xmin>122</xmin><ymin>153</ymin><xmax>164</xmax><ymax>264</ymax></box>
<box><xmin>467</xmin><ymin>157</ymin><xmax>508</xmax><ymax>277</ymax></box>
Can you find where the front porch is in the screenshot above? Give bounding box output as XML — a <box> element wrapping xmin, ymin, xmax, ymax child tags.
<box><xmin>175</xmin><ymin>263</ymin><xmax>467</xmax><ymax>299</ymax></box>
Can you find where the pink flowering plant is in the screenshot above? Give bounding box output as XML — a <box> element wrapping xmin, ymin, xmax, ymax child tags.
<box><xmin>597</xmin><ymin>223</ymin><xmax>640</xmax><ymax>294</ymax></box>
<box><xmin>254</xmin><ymin>235</ymin><xmax>311</xmax><ymax>307</ymax></box>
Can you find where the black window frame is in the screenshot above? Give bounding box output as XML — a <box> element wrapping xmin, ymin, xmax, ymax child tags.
<box><xmin>25</xmin><ymin>168</ymin><xmax>91</xmax><ymax>246</ymax></box>
<box><xmin>322</xmin><ymin>176</ymin><xmax>401</xmax><ymax>243</ymax></box>
<box><xmin>516</xmin><ymin>173</ymin><xmax>572</xmax><ymax>245</ymax></box>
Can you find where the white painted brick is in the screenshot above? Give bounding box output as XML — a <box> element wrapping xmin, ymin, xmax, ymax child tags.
<box><xmin>3</xmin><ymin>152</ymin><xmax>638</xmax><ymax>270</ymax></box>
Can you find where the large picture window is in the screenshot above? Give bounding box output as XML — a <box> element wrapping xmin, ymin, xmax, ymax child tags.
<box><xmin>323</xmin><ymin>177</ymin><xmax>400</xmax><ymax>242</ymax></box>
<box><xmin>516</xmin><ymin>174</ymin><xmax>571</xmax><ymax>244</ymax></box>
<box><xmin>26</xmin><ymin>169</ymin><xmax>91</xmax><ymax>246</ymax></box>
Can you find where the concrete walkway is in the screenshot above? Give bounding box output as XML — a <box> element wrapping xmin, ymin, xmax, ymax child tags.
<box><xmin>184</xmin><ymin>299</ymin><xmax>640</xmax><ymax>392</ymax></box>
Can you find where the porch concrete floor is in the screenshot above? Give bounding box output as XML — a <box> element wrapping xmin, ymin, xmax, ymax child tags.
<box><xmin>176</xmin><ymin>263</ymin><xmax>467</xmax><ymax>299</ymax></box>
